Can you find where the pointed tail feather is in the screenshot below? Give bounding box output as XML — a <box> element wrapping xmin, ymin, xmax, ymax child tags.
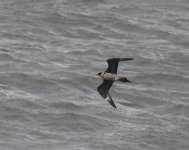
<box><xmin>118</xmin><ymin>77</ymin><xmax>131</xmax><ymax>82</ymax></box>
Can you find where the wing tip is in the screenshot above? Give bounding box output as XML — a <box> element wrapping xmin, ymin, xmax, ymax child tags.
<box><xmin>107</xmin><ymin>99</ymin><xmax>117</xmax><ymax>108</ymax></box>
<box><xmin>120</xmin><ymin>58</ymin><xmax>134</xmax><ymax>61</ymax></box>
<box><xmin>107</xmin><ymin>93</ymin><xmax>117</xmax><ymax>109</ymax></box>
<box><xmin>107</xmin><ymin>58</ymin><xmax>134</xmax><ymax>62</ymax></box>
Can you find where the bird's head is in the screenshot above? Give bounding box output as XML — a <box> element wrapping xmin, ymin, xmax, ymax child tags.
<box><xmin>96</xmin><ymin>72</ymin><xmax>102</xmax><ymax>76</ymax></box>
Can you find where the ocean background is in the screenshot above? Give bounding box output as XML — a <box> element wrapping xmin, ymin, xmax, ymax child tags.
<box><xmin>0</xmin><ymin>0</ymin><xmax>189</xmax><ymax>149</ymax></box>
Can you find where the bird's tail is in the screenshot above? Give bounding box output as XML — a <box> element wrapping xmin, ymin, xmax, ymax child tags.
<box><xmin>118</xmin><ymin>77</ymin><xmax>131</xmax><ymax>82</ymax></box>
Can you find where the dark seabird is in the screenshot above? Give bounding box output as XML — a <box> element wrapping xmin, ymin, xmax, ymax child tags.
<box><xmin>97</xmin><ymin>58</ymin><xmax>133</xmax><ymax>108</ymax></box>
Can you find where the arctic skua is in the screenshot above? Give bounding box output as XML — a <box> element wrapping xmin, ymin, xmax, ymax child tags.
<box><xmin>97</xmin><ymin>58</ymin><xmax>133</xmax><ymax>108</ymax></box>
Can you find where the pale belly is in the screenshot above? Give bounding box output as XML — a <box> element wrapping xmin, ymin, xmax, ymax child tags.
<box><xmin>101</xmin><ymin>73</ymin><xmax>119</xmax><ymax>81</ymax></box>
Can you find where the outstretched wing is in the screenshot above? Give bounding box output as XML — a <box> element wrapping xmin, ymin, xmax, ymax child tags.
<box><xmin>97</xmin><ymin>81</ymin><xmax>117</xmax><ymax>108</ymax></box>
<box><xmin>97</xmin><ymin>80</ymin><xmax>114</xmax><ymax>99</ymax></box>
<box><xmin>105</xmin><ymin>58</ymin><xmax>120</xmax><ymax>74</ymax></box>
<box><xmin>105</xmin><ymin>58</ymin><xmax>133</xmax><ymax>74</ymax></box>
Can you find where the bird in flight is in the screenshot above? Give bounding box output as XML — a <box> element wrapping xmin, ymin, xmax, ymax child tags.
<box><xmin>97</xmin><ymin>58</ymin><xmax>133</xmax><ymax>108</ymax></box>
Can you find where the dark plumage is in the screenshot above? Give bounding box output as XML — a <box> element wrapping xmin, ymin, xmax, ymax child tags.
<box><xmin>97</xmin><ymin>58</ymin><xmax>133</xmax><ymax>108</ymax></box>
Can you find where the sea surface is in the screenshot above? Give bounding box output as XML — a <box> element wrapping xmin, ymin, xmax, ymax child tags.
<box><xmin>0</xmin><ymin>0</ymin><xmax>189</xmax><ymax>149</ymax></box>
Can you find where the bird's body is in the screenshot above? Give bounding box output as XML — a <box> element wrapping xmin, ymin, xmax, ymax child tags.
<box><xmin>99</xmin><ymin>72</ymin><xmax>129</xmax><ymax>82</ymax></box>
<box><xmin>97</xmin><ymin>58</ymin><xmax>133</xmax><ymax>108</ymax></box>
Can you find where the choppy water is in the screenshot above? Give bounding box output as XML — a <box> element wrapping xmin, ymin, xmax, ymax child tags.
<box><xmin>0</xmin><ymin>0</ymin><xmax>189</xmax><ymax>149</ymax></box>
